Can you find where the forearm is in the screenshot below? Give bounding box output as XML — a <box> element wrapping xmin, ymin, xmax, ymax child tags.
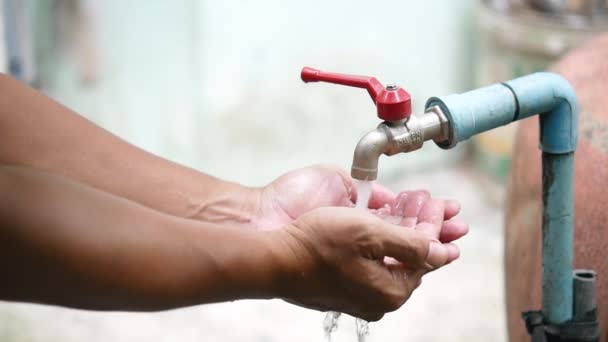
<box><xmin>0</xmin><ymin>74</ymin><xmax>256</xmax><ymax>222</ymax></box>
<box><xmin>0</xmin><ymin>166</ymin><xmax>278</xmax><ymax>310</ymax></box>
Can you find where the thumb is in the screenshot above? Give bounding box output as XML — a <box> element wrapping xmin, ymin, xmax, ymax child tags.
<box><xmin>367</xmin><ymin>183</ymin><xmax>396</xmax><ymax>209</ymax></box>
<box><xmin>377</xmin><ymin>223</ymin><xmax>449</xmax><ymax>270</ymax></box>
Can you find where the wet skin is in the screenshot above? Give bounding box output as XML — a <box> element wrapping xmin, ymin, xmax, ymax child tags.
<box><xmin>0</xmin><ymin>74</ymin><xmax>467</xmax><ymax>320</ymax></box>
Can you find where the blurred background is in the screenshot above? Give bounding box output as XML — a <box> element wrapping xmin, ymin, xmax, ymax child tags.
<box><xmin>0</xmin><ymin>0</ymin><xmax>606</xmax><ymax>341</ymax></box>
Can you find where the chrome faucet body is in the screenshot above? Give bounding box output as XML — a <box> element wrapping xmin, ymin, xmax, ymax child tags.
<box><xmin>351</xmin><ymin>106</ymin><xmax>450</xmax><ymax>180</ymax></box>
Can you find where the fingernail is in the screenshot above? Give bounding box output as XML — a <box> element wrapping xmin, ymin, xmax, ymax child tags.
<box><xmin>425</xmin><ymin>240</ymin><xmax>447</xmax><ymax>269</ymax></box>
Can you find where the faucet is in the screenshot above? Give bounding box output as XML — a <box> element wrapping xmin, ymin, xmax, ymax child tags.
<box><xmin>302</xmin><ymin>67</ymin><xmax>600</xmax><ymax>341</ymax></box>
<box><xmin>300</xmin><ymin>67</ymin><xmax>450</xmax><ymax>181</ymax></box>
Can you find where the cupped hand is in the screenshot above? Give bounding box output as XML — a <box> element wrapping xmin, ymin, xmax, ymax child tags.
<box><xmin>269</xmin><ymin>206</ymin><xmax>450</xmax><ymax>321</ymax></box>
<box><xmin>374</xmin><ymin>190</ymin><xmax>468</xmax><ymax>264</ymax></box>
<box><xmin>252</xmin><ymin>166</ymin><xmax>467</xmax><ymax>254</ymax></box>
<box><xmin>252</xmin><ymin>165</ymin><xmax>410</xmax><ymax>230</ymax></box>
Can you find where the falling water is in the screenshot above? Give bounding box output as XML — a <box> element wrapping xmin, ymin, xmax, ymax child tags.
<box><xmin>323</xmin><ymin>180</ymin><xmax>373</xmax><ymax>342</ymax></box>
<box><xmin>355</xmin><ymin>317</ymin><xmax>370</xmax><ymax>342</ymax></box>
<box><xmin>323</xmin><ymin>311</ymin><xmax>341</xmax><ymax>341</ymax></box>
<box><xmin>354</xmin><ymin>180</ymin><xmax>373</xmax><ymax>210</ymax></box>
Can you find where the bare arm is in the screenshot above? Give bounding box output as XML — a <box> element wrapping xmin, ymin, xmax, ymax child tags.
<box><xmin>0</xmin><ymin>165</ymin><xmax>276</xmax><ymax>310</ymax></box>
<box><xmin>0</xmin><ymin>165</ymin><xmax>450</xmax><ymax>319</ymax></box>
<box><xmin>0</xmin><ymin>74</ymin><xmax>255</xmax><ymax>223</ymax></box>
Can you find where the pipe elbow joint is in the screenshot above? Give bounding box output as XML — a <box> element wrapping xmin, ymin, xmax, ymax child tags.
<box><xmin>425</xmin><ymin>72</ymin><xmax>578</xmax><ymax>154</ymax></box>
<box><xmin>504</xmin><ymin>72</ymin><xmax>578</xmax><ymax>154</ymax></box>
<box><xmin>351</xmin><ymin>127</ymin><xmax>389</xmax><ymax>181</ymax></box>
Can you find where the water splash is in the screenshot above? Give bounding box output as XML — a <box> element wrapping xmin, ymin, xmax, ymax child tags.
<box><xmin>353</xmin><ymin>180</ymin><xmax>372</xmax><ymax>341</ymax></box>
<box><xmin>355</xmin><ymin>318</ymin><xmax>370</xmax><ymax>342</ymax></box>
<box><xmin>322</xmin><ymin>180</ymin><xmax>373</xmax><ymax>342</ymax></box>
<box><xmin>323</xmin><ymin>311</ymin><xmax>341</xmax><ymax>341</ymax></box>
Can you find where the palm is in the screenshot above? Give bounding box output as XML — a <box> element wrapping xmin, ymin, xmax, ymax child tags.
<box><xmin>251</xmin><ymin>165</ymin><xmax>467</xmax><ymax>264</ymax></box>
<box><xmin>254</xmin><ymin>166</ymin><xmax>355</xmax><ymax>230</ymax></box>
<box><xmin>252</xmin><ymin>165</ymin><xmax>398</xmax><ymax>230</ymax></box>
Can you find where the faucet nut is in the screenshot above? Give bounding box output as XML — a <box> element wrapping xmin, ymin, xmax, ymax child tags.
<box><xmin>385</xmin><ymin>84</ymin><xmax>399</xmax><ymax>91</ymax></box>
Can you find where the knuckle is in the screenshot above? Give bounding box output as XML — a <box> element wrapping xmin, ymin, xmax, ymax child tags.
<box><xmin>412</xmin><ymin>237</ymin><xmax>429</xmax><ymax>265</ymax></box>
<box><xmin>352</xmin><ymin>223</ymin><xmax>383</xmax><ymax>258</ymax></box>
<box><xmin>396</xmin><ymin>233</ymin><xmax>426</xmax><ymax>267</ymax></box>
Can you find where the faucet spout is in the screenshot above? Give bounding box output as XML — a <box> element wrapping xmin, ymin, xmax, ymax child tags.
<box><xmin>351</xmin><ymin>127</ymin><xmax>389</xmax><ymax>181</ymax></box>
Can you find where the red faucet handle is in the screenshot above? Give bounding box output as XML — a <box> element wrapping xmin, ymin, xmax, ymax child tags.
<box><xmin>300</xmin><ymin>67</ymin><xmax>412</xmax><ymax>121</ymax></box>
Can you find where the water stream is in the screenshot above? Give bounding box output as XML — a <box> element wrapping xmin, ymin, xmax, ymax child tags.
<box><xmin>323</xmin><ymin>180</ymin><xmax>373</xmax><ymax>342</ymax></box>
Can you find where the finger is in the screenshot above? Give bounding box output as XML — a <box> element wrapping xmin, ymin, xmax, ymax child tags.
<box><xmin>368</xmin><ymin>183</ymin><xmax>396</xmax><ymax>209</ymax></box>
<box><xmin>381</xmin><ymin>215</ymin><xmax>403</xmax><ymax>225</ymax></box>
<box><xmin>445</xmin><ymin>243</ymin><xmax>460</xmax><ymax>264</ymax></box>
<box><xmin>444</xmin><ymin>199</ymin><xmax>461</xmax><ymax>220</ymax></box>
<box><xmin>385</xmin><ymin>267</ymin><xmax>424</xmax><ymax>309</ymax></box>
<box><xmin>401</xmin><ymin>190</ymin><xmax>431</xmax><ymax>218</ymax></box>
<box><xmin>398</xmin><ymin>217</ymin><xmax>417</xmax><ymax>228</ymax></box>
<box><xmin>405</xmin><ymin>269</ymin><xmax>425</xmax><ymax>291</ymax></box>
<box><xmin>383</xmin><ymin>256</ymin><xmax>400</xmax><ymax>266</ymax></box>
<box><xmin>375</xmin><ymin>206</ymin><xmax>392</xmax><ymax>216</ymax></box>
<box><xmin>378</xmin><ymin>224</ymin><xmax>448</xmax><ymax>269</ymax></box>
<box><xmin>416</xmin><ymin>199</ymin><xmax>445</xmax><ymax>239</ymax></box>
<box><xmin>439</xmin><ymin>218</ymin><xmax>469</xmax><ymax>243</ymax></box>
<box><xmin>390</xmin><ymin>268</ymin><xmax>424</xmax><ymax>304</ymax></box>
<box><xmin>391</xmin><ymin>191</ymin><xmax>410</xmax><ymax>216</ymax></box>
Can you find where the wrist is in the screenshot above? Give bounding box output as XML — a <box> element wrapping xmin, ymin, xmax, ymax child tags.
<box><xmin>207</xmin><ymin>228</ymin><xmax>287</xmax><ymax>300</ymax></box>
<box><xmin>258</xmin><ymin>227</ymin><xmax>316</xmax><ymax>300</ymax></box>
<box><xmin>188</xmin><ymin>181</ymin><xmax>262</xmax><ymax>228</ymax></box>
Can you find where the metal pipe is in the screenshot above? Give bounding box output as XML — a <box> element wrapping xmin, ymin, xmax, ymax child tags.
<box><xmin>542</xmin><ymin>151</ymin><xmax>575</xmax><ymax>323</ymax></box>
<box><xmin>573</xmin><ymin>269</ymin><xmax>597</xmax><ymax>322</ymax></box>
<box><xmin>425</xmin><ymin>72</ymin><xmax>578</xmax><ymax>324</ymax></box>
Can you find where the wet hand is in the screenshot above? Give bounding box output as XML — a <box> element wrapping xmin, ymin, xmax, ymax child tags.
<box><xmin>252</xmin><ymin>165</ymin><xmax>401</xmax><ymax>230</ymax></box>
<box><xmin>373</xmin><ymin>190</ymin><xmax>468</xmax><ymax>264</ymax></box>
<box><xmin>269</xmin><ymin>207</ymin><xmax>450</xmax><ymax>321</ymax></box>
<box><xmin>252</xmin><ymin>166</ymin><xmax>467</xmax><ymax>262</ymax></box>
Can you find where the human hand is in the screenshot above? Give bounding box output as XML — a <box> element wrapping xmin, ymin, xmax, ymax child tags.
<box><xmin>374</xmin><ymin>190</ymin><xmax>468</xmax><ymax>264</ymax></box>
<box><xmin>253</xmin><ymin>166</ymin><xmax>467</xmax><ymax>261</ymax></box>
<box><xmin>268</xmin><ymin>206</ymin><xmax>451</xmax><ymax>321</ymax></box>
<box><xmin>252</xmin><ymin>165</ymin><xmax>407</xmax><ymax>230</ymax></box>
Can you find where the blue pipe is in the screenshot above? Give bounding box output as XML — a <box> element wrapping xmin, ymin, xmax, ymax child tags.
<box><xmin>425</xmin><ymin>72</ymin><xmax>578</xmax><ymax>324</ymax></box>
<box><xmin>541</xmin><ymin>151</ymin><xmax>575</xmax><ymax>324</ymax></box>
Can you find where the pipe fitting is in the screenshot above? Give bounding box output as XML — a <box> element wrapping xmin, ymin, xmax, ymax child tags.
<box><xmin>350</xmin><ymin>108</ymin><xmax>450</xmax><ymax>181</ymax></box>
<box><xmin>425</xmin><ymin>72</ymin><xmax>578</xmax><ymax>154</ymax></box>
<box><xmin>351</xmin><ymin>127</ymin><xmax>390</xmax><ymax>181</ymax></box>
